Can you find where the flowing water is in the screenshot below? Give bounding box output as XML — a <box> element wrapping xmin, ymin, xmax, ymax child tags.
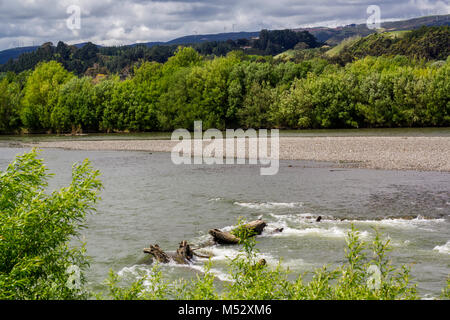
<box><xmin>0</xmin><ymin>144</ymin><xmax>449</xmax><ymax>298</ymax></box>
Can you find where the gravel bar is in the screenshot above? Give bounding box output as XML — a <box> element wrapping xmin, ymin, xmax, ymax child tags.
<box><xmin>22</xmin><ymin>136</ymin><xmax>450</xmax><ymax>172</ymax></box>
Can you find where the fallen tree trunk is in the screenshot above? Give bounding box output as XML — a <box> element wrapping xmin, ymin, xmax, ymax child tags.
<box><xmin>144</xmin><ymin>241</ymin><xmax>206</xmax><ymax>264</ymax></box>
<box><xmin>143</xmin><ymin>244</ymin><xmax>170</xmax><ymax>263</ymax></box>
<box><xmin>174</xmin><ymin>240</ymin><xmax>194</xmax><ymax>264</ymax></box>
<box><xmin>244</xmin><ymin>219</ymin><xmax>267</xmax><ymax>235</ymax></box>
<box><xmin>208</xmin><ymin>220</ymin><xmax>267</xmax><ymax>245</ymax></box>
<box><xmin>208</xmin><ymin>229</ymin><xmax>240</xmax><ymax>245</ymax></box>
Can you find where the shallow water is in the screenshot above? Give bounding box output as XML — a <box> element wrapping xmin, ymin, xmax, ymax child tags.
<box><xmin>0</xmin><ymin>147</ymin><xmax>449</xmax><ymax>298</ymax></box>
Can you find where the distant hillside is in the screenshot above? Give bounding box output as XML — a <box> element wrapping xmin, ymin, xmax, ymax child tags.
<box><xmin>0</xmin><ymin>29</ymin><xmax>319</xmax><ymax>75</ymax></box>
<box><xmin>165</xmin><ymin>31</ymin><xmax>260</xmax><ymax>45</ymax></box>
<box><xmin>331</xmin><ymin>26</ymin><xmax>449</xmax><ymax>64</ymax></box>
<box><xmin>276</xmin><ymin>25</ymin><xmax>449</xmax><ymax>64</ymax></box>
<box><xmin>1</xmin><ymin>15</ymin><xmax>449</xmax><ymax>75</ymax></box>
<box><xmin>0</xmin><ymin>46</ymin><xmax>39</xmax><ymax>64</ymax></box>
<box><xmin>2</xmin><ymin>14</ymin><xmax>447</xmax><ymax>65</ymax></box>
<box><xmin>0</xmin><ymin>42</ymin><xmax>97</xmax><ymax>65</ymax></box>
<box><xmin>0</xmin><ymin>32</ymin><xmax>260</xmax><ymax>65</ymax></box>
<box><xmin>296</xmin><ymin>14</ymin><xmax>450</xmax><ymax>45</ymax></box>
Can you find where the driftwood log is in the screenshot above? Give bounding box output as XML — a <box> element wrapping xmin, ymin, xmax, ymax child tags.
<box><xmin>143</xmin><ymin>220</ymin><xmax>268</xmax><ymax>263</ymax></box>
<box><xmin>143</xmin><ymin>244</ymin><xmax>170</xmax><ymax>263</ymax></box>
<box><xmin>208</xmin><ymin>229</ymin><xmax>240</xmax><ymax>244</ymax></box>
<box><xmin>173</xmin><ymin>240</ymin><xmax>194</xmax><ymax>264</ymax></box>
<box><xmin>208</xmin><ymin>219</ymin><xmax>267</xmax><ymax>245</ymax></box>
<box><xmin>144</xmin><ymin>241</ymin><xmax>211</xmax><ymax>264</ymax></box>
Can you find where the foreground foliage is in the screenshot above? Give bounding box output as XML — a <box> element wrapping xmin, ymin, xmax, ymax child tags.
<box><xmin>0</xmin><ymin>150</ymin><xmax>102</xmax><ymax>299</ymax></box>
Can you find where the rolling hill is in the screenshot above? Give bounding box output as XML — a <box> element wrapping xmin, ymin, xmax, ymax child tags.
<box><xmin>1</xmin><ymin>14</ymin><xmax>448</xmax><ymax>65</ymax></box>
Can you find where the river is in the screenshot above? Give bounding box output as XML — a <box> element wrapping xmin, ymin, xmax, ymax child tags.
<box><xmin>0</xmin><ymin>131</ymin><xmax>449</xmax><ymax>298</ymax></box>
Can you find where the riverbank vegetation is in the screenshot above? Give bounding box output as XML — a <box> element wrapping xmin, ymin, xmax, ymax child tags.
<box><xmin>0</xmin><ymin>26</ymin><xmax>448</xmax><ymax>134</ymax></box>
<box><xmin>1</xmin><ymin>151</ymin><xmax>449</xmax><ymax>300</ymax></box>
<box><xmin>0</xmin><ymin>50</ymin><xmax>448</xmax><ymax>134</ymax></box>
<box><xmin>0</xmin><ymin>149</ymin><xmax>102</xmax><ymax>299</ymax></box>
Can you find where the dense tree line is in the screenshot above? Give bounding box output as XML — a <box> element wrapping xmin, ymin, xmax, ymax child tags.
<box><xmin>0</xmin><ymin>46</ymin><xmax>448</xmax><ymax>134</ymax></box>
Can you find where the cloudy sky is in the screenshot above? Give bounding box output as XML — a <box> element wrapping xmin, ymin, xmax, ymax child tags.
<box><xmin>0</xmin><ymin>0</ymin><xmax>448</xmax><ymax>50</ymax></box>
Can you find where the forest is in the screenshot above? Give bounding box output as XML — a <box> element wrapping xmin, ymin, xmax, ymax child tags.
<box><xmin>0</xmin><ymin>26</ymin><xmax>448</xmax><ymax>134</ymax></box>
<box><xmin>0</xmin><ymin>29</ymin><xmax>320</xmax><ymax>75</ymax></box>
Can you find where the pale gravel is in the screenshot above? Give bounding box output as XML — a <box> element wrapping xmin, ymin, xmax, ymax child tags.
<box><xmin>23</xmin><ymin>136</ymin><xmax>450</xmax><ymax>172</ymax></box>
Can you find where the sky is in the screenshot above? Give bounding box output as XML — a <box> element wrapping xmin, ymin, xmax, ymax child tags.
<box><xmin>0</xmin><ymin>0</ymin><xmax>448</xmax><ymax>50</ymax></box>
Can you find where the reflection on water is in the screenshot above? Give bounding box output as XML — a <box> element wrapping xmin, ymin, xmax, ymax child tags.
<box><xmin>0</xmin><ymin>146</ymin><xmax>449</xmax><ymax>297</ymax></box>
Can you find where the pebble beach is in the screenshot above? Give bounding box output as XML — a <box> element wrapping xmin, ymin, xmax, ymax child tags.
<box><xmin>22</xmin><ymin>136</ymin><xmax>450</xmax><ymax>172</ymax></box>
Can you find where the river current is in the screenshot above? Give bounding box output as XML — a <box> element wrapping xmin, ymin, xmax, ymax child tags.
<box><xmin>0</xmin><ymin>145</ymin><xmax>449</xmax><ymax>297</ymax></box>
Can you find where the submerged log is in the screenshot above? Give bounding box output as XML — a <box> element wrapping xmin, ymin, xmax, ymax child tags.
<box><xmin>174</xmin><ymin>240</ymin><xmax>194</xmax><ymax>264</ymax></box>
<box><xmin>208</xmin><ymin>228</ymin><xmax>240</xmax><ymax>245</ymax></box>
<box><xmin>143</xmin><ymin>244</ymin><xmax>170</xmax><ymax>263</ymax></box>
<box><xmin>208</xmin><ymin>220</ymin><xmax>267</xmax><ymax>244</ymax></box>
<box><xmin>144</xmin><ymin>241</ymin><xmax>207</xmax><ymax>264</ymax></box>
<box><xmin>244</xmin><ymin>219</ymin><xmax>267</xmax><ymax>235</ymax></box>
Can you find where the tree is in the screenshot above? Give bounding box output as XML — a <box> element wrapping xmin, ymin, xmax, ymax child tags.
<box><xmin>21</xmin><ymin>61</ymin><xmax>74</xmax><ymax>132</ymax></box>
<box><xmin>52</xmin><ymin>77</ymin><xmax>97</xmax><ymax>133</ymax></box>
<box><xmin>0</xmin><ymin>75</ymin><xmax>22</xmax><ymax>133</ymax></box>
<box><xmin>237</xmin><ymin>82</ymin><xmax>276</xmax><ymax>128</ymax></box>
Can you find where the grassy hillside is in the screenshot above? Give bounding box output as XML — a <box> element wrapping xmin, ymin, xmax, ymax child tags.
<box><xmin>298</xmin><ymin>14</ymin><xmax>449</xmax><ymax>45</ymax></box>
<box><xmin>334</xmin><ymin>26</ymin><xmax>449</xmax><ymax>63</ymax></box>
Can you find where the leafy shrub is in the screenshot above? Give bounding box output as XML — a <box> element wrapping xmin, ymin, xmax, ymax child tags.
<box><xmin>0</xmin><ymin>150</ymin><xmax>102</xmax><ymax>299</ymax></box>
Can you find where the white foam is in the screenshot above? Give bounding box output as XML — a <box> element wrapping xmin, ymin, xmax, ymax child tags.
<box><xmin>271</xmin><ymin>226</ymin><xmax>369</xmax><ymax>238</ymax></box>
<box><xmin>199</xmin><ymin>245</ymin><xmax>276</xmax><ymax>264</ymax></box>
<box><xmin>348</xmin><ymin>216</ymin><xmax>446</xmax><ymax>230</ymax></box>
<box><xmin>421</xmin><ymin>294</ymin><xmax>438</xmax><ymax>300</ymax></box>
<box><xmin>267</xmin><ymin>213</ymin><xmax>447</xmax><ymax>230</ymax></box>
<box><xmin>188</xmin><ymin>264</ymin><xmax>232</xmax><ymax>282</ymax></box>
<box><xmin>265</xmin><ymin>213</ymin><xmax>369</xmax><ymax>239</ymax></box>
<box><xmin>268</xmin><ymin>212</ymin><xmax>321</xmax><ymax>224</ymax></box>
<box><xmin>281</xmin><ymin>258</ymin><xmax>311</xmax><ymax>269</ymax></box>
<box><xmin>433</xmin><ymin>241</ymin><xmax>450</xmax><ymax>254</ymax></box>
<box><xmin>234</xmin><ymin>201</ymin><xmax>303</xmax><ymax>210</ymax></box>
<box><xmin>117</xmin><ymin>264</ymin><xmax>153</xmax><ymax>279</ymax></box>
<box><xmin>199</xmin><ymin>246</ymin><xmax>240</xmax><ymax>262</ymax></box>
<box><xmin>208</xmin><ymin>197</ymin><xmax>224</xmax><ymax>202</ymax></box>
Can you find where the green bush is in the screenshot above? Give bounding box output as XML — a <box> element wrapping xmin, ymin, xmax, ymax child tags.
<box><xmin>0</xmin><ymin>75</ymin><xmax>22</xmax><ymax>133</ymax></box>
<box><xmin>0</xmin><ymin>150</ymin><xmax>102</xmax><ymax>299</ymax></box>
<box><xmin>21</xmin><ymin>61</ymin><xmax>74</xmax><ymax>132</ymax></box>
